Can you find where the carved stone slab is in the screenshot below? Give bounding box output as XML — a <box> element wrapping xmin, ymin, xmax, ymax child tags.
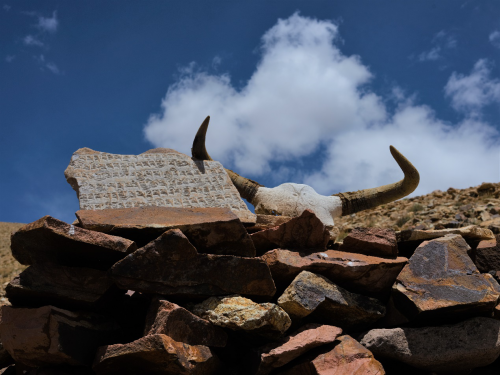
<box><xmin>64</xmin><ymin>148</ymin><xmax>256</xmax><ymax>224</ymax></box>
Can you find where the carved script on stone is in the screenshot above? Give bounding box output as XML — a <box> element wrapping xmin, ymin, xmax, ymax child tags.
<box><xmin>64</xmin><ymin>148</ymin><xmax>256</xmax><ymax>224</ymax></box>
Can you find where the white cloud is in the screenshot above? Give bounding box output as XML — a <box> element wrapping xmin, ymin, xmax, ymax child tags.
<box><xmin>37</xmin><ymin>11</ymin><xmax>58</xmax><ymax>33</ymax></box>
<box><xmin>23</xmin><ymin>34</ymin><xmax>43</xmax><ymax>47</ymax></box>
<box><xmin>418</xmin><ymin>30</ymin><xmax>456</xmax><ymax>62</ymax></box>
<box><xmin>34</xmin><ymin>54</ymin><xmax>61</xmax><ymax>74</ymax></box>
<box><xmin>3</xmin><ymin>4</ymin><xmax>10</xmax><ymax>11</ymax></box>
<box><xmin>489</xmin><ymin>30</ymin><xmax>500</xmax><ymax>49</ymax></box>
<box><xmin>445</xmin><ymin>59</ymin><xmax>500</xmax><ymax>115</ymax></box>
<box><xmin>5</xmin><ymin>55</ymin><xmax>15</xmax><ymax>62</ymax></box>
<box><xmin>144</xmin><ymin>13</ymin><xmax>500</xmax><ymax>198</ymax></box>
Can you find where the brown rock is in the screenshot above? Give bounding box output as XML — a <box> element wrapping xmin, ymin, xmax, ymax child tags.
<box><xmin>111</xmin><ymin>229</ymin><xmax>276</xmax><ymax>299</ymax></box>
<box><xmin>478</xmin><ymin>182</ymin><xmax>496</xmax><ymax>196</ymax></box>
<box><xmin>397</xmin><ymin>225</ymin><xmax>495</xmax><ymax>242</ymax></box>
<box><xmin>282</xmin><ymin>335</ymin><xmax>385</xmax><ymax>375</ymax></box>
<box><xmin>5</xmin><ymin>263</ymin><xmax>118</xmax><ymax>311</ymax></box>
<box><xmin>93</xmin><ymin>334</ymin><xmax>220</xmax><ymax>375</ymax></box>
<box><xmin>0</xmin><ymin>305</ymin><xmax>119</xmax><ymax>367</ymax></box>
<box><xmin>251</xmin><ymin>210</ymin><xmax>330</xmax><ymax>255</ymax></box>
<box><xmin>191</xmin><ymin>295</ymin><xmax>291</xmax><ymax>338</ymax></box>
<box><xmin>277</xmin><ymin>271</ymin><xmax>385</xmax><ymax>329</ymax></box>
<box><xmin>256</xmin><ymin>324</ymin><xmax>342</xmax><ymax>375</ymax></box>
<box><xmin>262</xmin><ymin>249</ymin><xmax>407</xmax><ymax>298</ymax></box>
<box><xmin>474</xmin><ymin>235</ymin><xmax>500</xmax><ymax>273</ymax></box>
<box><xmin>393</xmin><ymin>234</ymin><xmax>500</xmax><ymax>322</ymax></box>
<box><xmin>246</xmin><ymin>215</ymin><xmax>293</xmax><ymax>234</ymax></box>
<box><xmin>0</xmin><ymin>343</ymin><xmax>13</xmax><ymax>370</ymax></box>
<box><xmin>11</xmin><ymin>216</ymin><xmax>136</xmax><ymax>270</ymax></box>
<box><xmin>360</xmin><ymin>317</ymin><xmax>500</xmax><ymax>374</ymax></box>
<box><xmin>144</xmin><ymin>297</ymin><xmax>227</xmax><ymax>347</ymax></box>
<box><xmin>77</xmin><ymin>206</ymin><xmax>256</xmax><ymax>255</ymax></box>
<box><xmin>339</xmin><ymin>227</ymin><xmax>397</xmax><ymax>258</ymax></box>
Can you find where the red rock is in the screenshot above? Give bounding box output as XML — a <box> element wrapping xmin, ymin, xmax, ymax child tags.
<box><xmin>474</xmin><ymin>236</ymin><xmax>500</xmax><ymax>273</ymax></box>
<box><xmin>393</xmin><ymin>234</ymin><xmax>500</xmax><ymax>322</ymax></box>
<box><xmin>0</xmin><ymin>305</ymin><xmax>119</xmax><ymax>368</ymax></box>
<box><xmin>76</xmin><ymin>206</ymin><xmax>256</xmax><ymax>256</ymax></box>
<box><xmin>339</xmin><ymin>227</ymin><xmax>397</xmax><ymax>258</ymax></box>
<box><xmin>256</xmin><ymin>324</ymin><xmax>342</xmax><ymax>375</ymax></box>
<box><xmin>11</xmin><ymin>216</ymin><xmax>136</xmax><ymax>270</ymax></box>
<box><xmin>277</xmin><ymin>271</ymin><xmax>385</xmax><ymax>329</ymax></box>
<box><xmin>245</xmin><ymin>215</ymin><xmax>293</xmax><ymax>234</ymax></box>
<box><xmin>111</xmin><ymin>229</ymin><xmax>276</xmax><ymax>299</ymax></box>
<box><xmin>5</xmin><ymin>263</ymin><xmax>119</xmax><ymax>311</ymax></box>
<box><xmin>144</xmin><ymin>297</ymin><xmax>227</xmax><ymax>347</ymax></box>
<box><xmin>282</xmin><ymin>335</ymin><xmax>385</xmax><ymax>375</ymax></box>
<box><xmin>251</xmin><ymin>210</ymin><xmax>329</xmax><ymax>255</ymax></box>
<box><xmin>262</xmin><ymin>249</ymin><xmax>407</xmax><ymax>298</ymax></box>
<box><xmin>93</xmin><ymin>334</ymin><xmax>220</xmax><ymax>375</ymax></box>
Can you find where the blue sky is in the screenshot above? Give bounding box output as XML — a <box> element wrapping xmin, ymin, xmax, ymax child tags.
<box><xmin>1</xmin><ymin>1</ymin><xmax>500</xmax><ymax>224</ymax></box>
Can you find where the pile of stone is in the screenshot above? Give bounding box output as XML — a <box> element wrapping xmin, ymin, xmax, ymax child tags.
<box><xmin>1</xmin><ymin>205</ymin><xmax>500</xmax><ymax>374</ymax></box>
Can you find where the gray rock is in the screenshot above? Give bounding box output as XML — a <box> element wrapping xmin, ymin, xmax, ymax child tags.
<box><xmin>360</xmin><ymin>317</ymin><xmax>500</xmax><ymax>374</ymax></box>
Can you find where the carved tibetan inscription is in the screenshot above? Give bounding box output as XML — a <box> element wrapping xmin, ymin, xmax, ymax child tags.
<box><xmin>64</xmin><ymin>148</ymin><xmax>256</xmax><ymax>223</ymax></box>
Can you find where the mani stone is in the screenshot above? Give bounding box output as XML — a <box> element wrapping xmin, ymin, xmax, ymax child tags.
<box><xmin>10</xmin><ymin>216</ymin><xmax>137</xmax><ymax>270</ymax></box>
<box><xmin>93</xmin><ymin>334</ymin><xmax>220</xmax><ymax>375</ymax></box>
<box><xmin>64</xmin><ymin>147</ymin><xmax>256</xmax><ymax>224</ymax></box>
<box><xmin>76</xmin><ymin>206</ymin><xmax>255</xmax><ymax>256</ymax></box>
<box><xmin>277</xmin><ymin>271</ymin><xmax>385</xmax><ymax>329</ymax></box>
<box><xmin>360</xmin><ymin>317</ymin><xmax>500</xmax><ymax>374</ymax></box>
<box><xmin>111</xmin><ymin>229</ymin><xmax>276</xmax><ymax>299</ymax></box>
<box><xmin>393</xmin><ymin>234</ymin><xmax>500</xmax><ymax>322</ymax></box>
<box><xmin>0</xmin><ymin>305</ymin><xmax>119</xmax><ymax>368</ymax></box>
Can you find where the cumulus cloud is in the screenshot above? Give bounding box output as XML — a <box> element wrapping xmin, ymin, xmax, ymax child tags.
<box><xmin>445</xmin><ymin>59</ymin><xmax>500</xmax><ymax>115</ymax></box>
<box><xmin>37</xmin><ymin>11</ymin><xmax>58</xmax><ymax>33</ymax></box>
<box><xmin>23</xmin><ymin>34</ymin><xmax>43</xmax><ymax>47</ymax></box>
<box><xmin>490</xmin><ymin>31</ymin><xmax>500</xmax><ymax>49</ymax></box>
<box><xmin>144</xmin><ymin>13</ymin><xmax>499</xmax><ymax>198</ymax></box>
<box><xmin>418</xmin><ymin>30</ymin><xmax>457</xmax><ymax>62</ymax></box>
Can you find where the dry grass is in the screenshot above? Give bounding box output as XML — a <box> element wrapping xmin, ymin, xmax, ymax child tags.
<box><xmin>0</xmin><ymin>222</ymin><xmax>27</xmax><ymax>305</ymax></box>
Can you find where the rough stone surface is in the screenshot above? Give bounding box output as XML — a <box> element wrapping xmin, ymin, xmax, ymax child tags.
<box><xmin>245</xmin><ymin>215</ymin><xmax>292</xmax><ymax>234</ymax></box>
<box><xmin>5</xmin><ymin>263</ymin><xmax>118</xmax><ymax>311</ymax></box>
<box><xmin>191</xmin><ymin>295</ymin><xmax>291</xmax><ymax>338</ymax></box>
<box><xmin>76</xmin><ymin>206</ymin><xmax>255</xmax><ymax>256</ymax></box>
<box><xmin>65</xmin><ymin>147</ymin><xmax>256</xmax><ymax>223</ymax></box>
<box><xmin>93</xmin><ymin>334</ymin><xmax>220</xmax><ymax>375</ymax></box>
<box><xmin>256</xmin><ymin>324</ymin><xmax>342</xmax><ymax>375</ymax></box>
<box><xmin>111</xmin><ymin>229</ymin><xmax>276</xmax><ymax>299</ymax></box>
<box><xmin>339</xmin><ymin>227</ymin><xmax>397</xmax><ymax>258</ymax></box>
<box><xmin>262</xmin><ymin>249</ymin><xmax>407</xmax><ymax>298</ymax></box>
<box><xmin>474</xmin><ymin>235</ymin><xmax>500</xmax><ymax>273</ymax></box>
<box><xmin>0</xmin><ymin>343</ymin><xmax>13</xmax><ymax>370</ymax></box>
<box><xmin>143</xmin><ymin>297</ymin><xmax>227</xmax><ymax>347</ymax></box>
<box><xmin>277</xmin><ymin>271</ymin><xmax>385</xmax><ymax>329</ymax></box>
<box><xmin>360</xmin><ymin>317</ymin><xmax>500</xmax><ymax>374</ymax></box>
<box><xmin>397</xmin><ymin>225</ymin><xmax>495</xmax><ymax>242</ymax></box>
<box><xmin>251</xmin><ymin>210</ymin><xmax>330</xmax><ymax>255</ymax></box>
<box><xmin>282</xmin><ymin>335</ymin><xmax>385</xmax><ymax>375</ymax></box>
<box><xmin>393</xmin><ymin>234</ymin><xmax>500</xmax><ymax>322</ymax></box>
<box><xmin>10</xmin><ymin>216</ymin><xmax>136</xmax><ymax>270</ymax></box>
<box><xmin>0</xmin><ymin>305</ymin><xmax>119</xmax><ymax>368</ymax></box>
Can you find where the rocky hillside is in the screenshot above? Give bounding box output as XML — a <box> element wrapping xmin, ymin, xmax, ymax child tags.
<box><xmin>334</xmin><ymin>181</ymin><xmax>500</xmax><ymax>240</ymax></box>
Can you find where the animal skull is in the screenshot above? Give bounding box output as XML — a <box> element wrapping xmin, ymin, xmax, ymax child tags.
<box><xmin>192</xmin><ymin>116</ymin><xmax>420</xmax><ymax>227</ymax></box>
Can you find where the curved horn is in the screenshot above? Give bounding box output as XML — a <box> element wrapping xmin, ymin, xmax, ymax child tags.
<box><xmin>192</xmin><ymin>116</ymin><xmax>263</xmax><ymax>203</ymax></box>
<box><xmin>334</xmin><ymin>146</ymin><xmax>420</xmax><ymax>216</ymax></box>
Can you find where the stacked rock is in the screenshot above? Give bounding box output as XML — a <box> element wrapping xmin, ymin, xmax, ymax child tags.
<box><xmin>1</xmin><ymin>206</ymin><xmax>500</xmax><ymax>374</ymax></box>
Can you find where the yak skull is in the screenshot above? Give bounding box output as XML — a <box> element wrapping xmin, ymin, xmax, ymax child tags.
<box><xmin>192</xmin><ymin>116</ymin><xmax>420</xmax><ymax>227</ymax></box>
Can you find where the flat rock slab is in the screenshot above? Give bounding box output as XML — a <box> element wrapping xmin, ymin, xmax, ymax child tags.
<box><xmin>277</xmin><ymin>271</ymin><xmax>385</xmax><ymax>329</ymax></box>
<box><xmin>397</xmin><ymin>225</ymin><xmax>495</xmax><ymax>242</ymax></box>
<box><xmin>5</xmin><ymin>263</ymin><xmax>118</xmax><ymax>311</ymax></box>
<box><xmin>191</xmin><ymin>296</ymin><xmax>291</xmax><ymax>339</ymax></box>
<box><xmin>246</xmin><ymin>215</ymin><xmax>293</xmax><ymax>234</ymax></box>
<box><xmin>76</xmin><ymin>206</ymin><xmax>255</xmax><ymax>256</ymax></box>
<box><xmin>11</xmin><ymin>216</ymin><xmax>137</xmax><ymax>270</ymax></box>
<box><xmin>256</xmin><ymin>324</ymin><xmax>342</xmax><ymax>375</ymax></box>
<box><xmin>360</xmin><ymin>317</ymin><xmax>500</xmax><ymax>374</ymax></box>
<box><xmin>282</xmin><ymin>335</ymin><xmax>385</xmax><ymax>375</ymax></box>
<box><xmin>93</xmin><ymin>334</ymin><xmax>220</xmax><ymax>375</ymax></box>
<box><xmin>339</xmin><ymin>227</ymin><xmax>397</xmax><ymax>258</ymax></box>
<box><xmin>111</xmin><ymin>229</ymin><xmax>276</xmax><ymax>299</ymax></box>
<box><xmin>251</xmin><ymin>210</ymin><xmax>329</xmax><ymax>255</ymax></box>
<box><xmin>474</xmin><ymin>235</ymin><xmax>500</xmax><ymax>273</ymax></box>
<box><xmin>262</xmin><ymin>249</ymin><xmax>407</xmax><ymax>298</ymax></box>
<box><xmin>0</xmin><ymin>305</ymin><xmax>119</xmax><ymax>368</ymax></box>
<box><xmin>144</xmin><ymin>297</ymin><xmax>227</xmax><ymax>347</ymax></box>
<box><xmin>393</xmin><ymin>234</ymin><xmax>500</xmax><ymax>322</ymax></box>
<box><xmin>65</xmin><ymin>147</ymin><xmax>256</xmax><ymax>224</ymax></box>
